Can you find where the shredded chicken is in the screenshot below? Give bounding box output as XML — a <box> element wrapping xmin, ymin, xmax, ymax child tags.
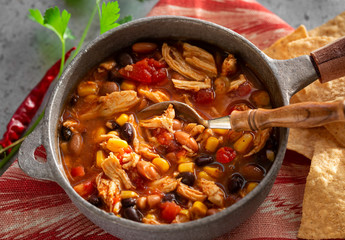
<box><xmin>80</xmin><ymin>90</ymin><xmax>140</xmax><ymax>120</ymax></box>
<box><xmin>138</xmin><ymin>142</ymin><xmax>160</xmax><ymax>160</ymax></box>
<box><xmin>143</xmin><ymin>218</ymin><xmax>162</xmax><ymax>225</ymax></box>
<box><xmin>221</xmin><ymin>54</ymin><xmax>237</xmax><ymax>76</ymax></box>
<box><xmin>196</xmin><ymin>128</ymin><xmax>214</xmax><ymax>145</ymax></box>
<box><xmin>150</xmin><ymin>176</ymin><xmax>179</xmax><ymax>193</ymax></box>
<box><xmin>62</xmin><ymin>119</ymin><xmax>79</xmax><ymax>133</ymax></box>
<box><xmin>99</xmin><ymin>59</ymin><xmax>116</xmax><ymax>71</ymax></box>
<box><xmin>121</xmin><ymin>152</ymin><xmax>141</xmax><ymax>170</ymax></box>
<box><xmin>138</xmin><ymin>85</ymin><xmax>170</xmax><ymax>103</ymax></box>
<box><xmin>198</xmin><ymin>179</ymin><xmax>225</xmax><ymax>207</ymax></box>
<box><xmin>96</xmin><ymin>173</ymin><xmax>121</xmax><ymax>214</ymax></box>
<box><xmin>172</xmin><ymin>77</ymin><xmax>212</xmax><ymax>92</ymax></box>
<box><xmin>101</xmin><ymin>152</ymin><xmax>135</xmax><ymax>189</ymax></box>
<box><xmin>162</xmin><ymin>43</ymin><xmax>213</xmax><ymax>81</ymax></box>
<box><xmin>245</xmin><ymin>128</ymin><xmax>271</xmax><ymax>157</ymax></box>
<box><xmin>172</xmin><ymin>212</ymin><xmax>190</xmax><ymax>223</ymax></box>
<box><xmin>184</xmin><ymin>124</ymin><xmax>205</xmax><ymax>137</ymax></box>
<box><xmin>140</xmin><ymin>104</ymin><xmax>175</xmax><ymax>133</ymax></box>
<box><xmin>183</xmin><ymin>43</ymin><xmax>217</xmax><ymax>78</ymax></box>
<box><xmin>176</xmin><ymin>182</ymin><xmax>207</xmax><ymax>202</ymax></box>
<box><xmin>227</xmin><ymin>74</ymin><xmax>247</xmax><ymax>93</ymax></box>
<box><xmin>214</xmin><ymin>76</ymin><xmax>230</xmax><ymax>95</ymax></box>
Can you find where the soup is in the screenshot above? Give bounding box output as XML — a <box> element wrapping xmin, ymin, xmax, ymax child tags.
<box><xmin>59</xmin><ymin>40</ymin><xmax>277</xmax><ymax>224</ymax></box>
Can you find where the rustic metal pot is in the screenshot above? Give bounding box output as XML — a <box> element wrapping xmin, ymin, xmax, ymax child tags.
<box><xmin>18</xmin><ymin>16</ymin><xmax>322</xmax><ymax>240</ymax></box>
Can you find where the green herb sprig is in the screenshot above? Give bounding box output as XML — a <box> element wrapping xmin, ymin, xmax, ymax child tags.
<box><xmin>0</xmin><ymin>0</ymin><xmax>132</xmax><ymax>169</ymax></box>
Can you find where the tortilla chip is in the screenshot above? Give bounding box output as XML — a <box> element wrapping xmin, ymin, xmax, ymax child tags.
<box><xmin>286</xmin><ymin>36</ymin><xmax>337</xmax><ymax>58</ymax></box>
<box><xmin>309</xmin><ymin>11</ymin><xmax>345</xmax><ymax>38</ymax></box>
<box><xmin>298</xmin><ymin>137</ymin><xmax>345</xmax><ymax>239</ymax></box>
<box><xmin>287</xmin><ymin>127</ymin><xmax>330</xmax><ymax>160</ymax></box>
<box><xmin>263</xmin><ymin>25</ymin><xmax>308</xmax><ymax>60</ymax></box>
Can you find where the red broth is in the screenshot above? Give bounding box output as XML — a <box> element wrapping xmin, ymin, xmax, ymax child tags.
<box><xmin>59</xmin><ymin>40</ymin><xmax>277</xmax><ymax>224</ymax></box>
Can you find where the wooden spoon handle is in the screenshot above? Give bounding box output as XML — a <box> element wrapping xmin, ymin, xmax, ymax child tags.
<box><xmin>230</xmin><ymin>100</ymin><xmax>345</xmax><ymax>131</ymax></box>
<box><xmin>311</xmin><ymin>36</ymin><xmax>345</xmax><ymax>83</ymax></box>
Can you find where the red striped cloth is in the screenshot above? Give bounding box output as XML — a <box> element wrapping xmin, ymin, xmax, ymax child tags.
<box><xmin>0</xmin><ymin>1</ymin><xmax>308</xmax><ymax>239</ymax></box>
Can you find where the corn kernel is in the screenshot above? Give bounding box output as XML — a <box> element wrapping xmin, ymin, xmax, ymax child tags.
<box><xmin>247</xmin><ymin>182</ymin><xmax>258</xmax><ymax>193</ymax></box>
<box><xmin>84</xmin><ymin>94</ymin><xmax>98</xmax><ymax>103</ymax></box>
<box><xmin>107</xmin><ymin>138</ymin><xmax>128</xmax><ymax>152</ymax></box>
<box><xmin>205</xmin><ymin>137</ymin><xmax>219</xmax><ymax>152</ymax></box>
<box><xmin>198</xmin><ymin>171</ymin><xmax>215</xmax><ymax>181</ymax></box>
<box><xmin>213</xmin><ymin>129</ymin><xmax>229</xmax><ymax>135</ymax></box>
<box><xmin>203</xmin><ymin>166</ymin><xmax>223</xmax><ymax>178</ymax></box>
<box><xmin>96</xmin><ymin>150</ymin><xmax>106</xmax><ymax>168</ymax></box>
<box><xmin>120</xmin><ymin>80</ymin><xmax>137</xmax><ymax>90</ymax></box>
<box><xmin>178</xmin><ymin>162</ymin><xmax>195</xmax><ymax>173</ymax></box>
<box><xmin>145</xmin><ymin>214</ymin><xmax>157</xmax><ymax>220</ymax></box>
<box><xmin>177</xmin><ymin>156</ymin><xmax>193</xmax><ymax>163</ymax></box>
<box><xmin>120</xmin><ymin>190</ymin><xmax>139</xmax><ymax>199</ymax></box>
<box><xmin>266</xmin><ymin>150</ymin><xmax>275</xmax><ymax>162</ymax></box>
<box><xmin>233</xmin><ymin>133</ymin><xmax>253</xmax><ymax>153</ymax></box>
<box><xmin>95</xmin><ymin>127</ymin><xmax>107</xmax><ymax>142</ymax></box>
<box><xmin>152</xmin><ymin>157</ymin><xmax>170</xmax><ymax>173</ymax></box>
<box><xmin>191</xmin><ymin>201</ymin><xmax>208</xmax><ymax>217</ymax></box>
<box><xmin>116</xmin><ymin>114</ymin><xmax>129</xmax><ymax>126</ymax></box>
<box><xmin>60</xmin><ymin>142</ymin><xmax>69</xmax><ymax>154</ymax></box>
<box><xmin>77</xmin><ymin>81</ymin><xmax>98</xmax><ymax>96</ymax></box>
<box><xmin>179</xmin><ymin>209</ymin><xmax>190</xmax><ymax>217</ymax></box>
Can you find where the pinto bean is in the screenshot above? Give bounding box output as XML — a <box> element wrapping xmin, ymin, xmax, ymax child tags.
<box><xmin>99</xmin><ymin>82</ymin><xmax>119</xmax><ymax>95</ymax></box>
<box><xmin>240</xmin><ymin>164</ymin><xmax>265</xmax><ymax>181</ymax></box>
<box><xmin>147</xmin><ymin>195</ymin><xmax>162</xmax><ymax>208</ymax></box>
<box><xmin>136</xmin><ymin>197</ymin><xmax>147</xmax><ymax>209</ymax></box>
<box><xmin>172</xmin><ymin>119</ymin><xmax>182</xmax><ymax>130</ymax></box>
<box><xmin>174</xmin><ymin>131</ymin><xmax>198</xmax><ymax>152</ymax></box>
<box><xmin>68</xmin><ymin>133</ymin><xmax>83</xmax><ymax>156</ymax></box>
<box><xmin>132</xmin><ymin>42</ymin><xmax>158</xmax><ymax>54</ymax></box>
<box><xmin>137</xmin><ymin>161</ymin><xmax>160</xmax><ymax>180</ymax></box>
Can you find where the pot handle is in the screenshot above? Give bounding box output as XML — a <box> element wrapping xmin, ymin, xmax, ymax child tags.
<box><xmin>271</xmin><ymin>36</ymin><xmax>345</xmax><ymax>98</ymax></box>
<box><xmin>18</xmin><ymin>121</ymin><xmax>55</xmax><ymax>181</ymax></box>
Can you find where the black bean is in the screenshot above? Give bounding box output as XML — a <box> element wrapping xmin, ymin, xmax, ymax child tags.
<box><xmin>70</xmin><ymin>94</ymin><xmax>79</xmax><ymax>106</ymax></box>
<box><xmin>121</xmin><ymin>198</ymin><xmax>137</xmax><ymax>208</ymax></box>
<box><xmin>162</xmin><ymin>192</ymin><xmax>177</xmax><ymax>203</ymax></box>
<box><xmin>123</xmin><ymin>207</ymin><xmax>143</xmax><ymax>222</ymax></box>
<box><xmin>88</xmin><ymin>194</ymin><xmax>102</xmax><ymax>207</ymax></box>
<box><xmin>117</xmin><ymin>53</ymin><xmax>133</xmax><ymax>67</ymax></box>
<box><xmin>120</xmin><ymin>123</ymin><xmax>134</xmax><ymax>143</ymax></box>
<box><xmin>195</xmin><ymin>155</ymin><xmax>214</xmax><ymax>167</ymax></box>
<box><xmin>176</xmin><ymin>172</ymin><xmax>195</xmax><ymax>186</ymax></box>
<box><xmin>228</xmin><ymin>173</ymin><xmax>245</xmax><ymax>194</ymax></box>
<box><xmin>60</xmin><ymin>126</ymin><xmax>72</xmax><ymax>141</ymax></box>
<box><xmin>106</xmin><ymin>120</ymin><xmax>120</xmax><ymax>130</ymax></box>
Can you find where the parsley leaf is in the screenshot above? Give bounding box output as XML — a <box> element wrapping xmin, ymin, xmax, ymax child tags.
<box><xmin>97</xmin><ymin>1</ymin><xmax>121</xmax><ymax>34</ymax></box>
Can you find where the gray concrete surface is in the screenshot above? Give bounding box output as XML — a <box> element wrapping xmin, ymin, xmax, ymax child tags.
<box><xmin>0</xmin><ymin>0</ymin><xmax>345</xmax><ymax>173</ymax></box>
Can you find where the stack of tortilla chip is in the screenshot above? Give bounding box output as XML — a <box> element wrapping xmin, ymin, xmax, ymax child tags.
<box><xmin>264</xmin><ymin>11</ymin><xmax>345</xmax><ymax>239</ymax></box>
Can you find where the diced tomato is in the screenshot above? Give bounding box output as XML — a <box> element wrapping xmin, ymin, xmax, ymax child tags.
<box><xmin>216</xmin><ymin>147</ymin><xmax>237</xmax><ymax>163</ymax></box>
<box><xmin>193</xmin><ymin>88</ymin><xmax>215</xmax><ymax>104</ymax></box>
<box><xmin>73</xmin><ymin>181</ymin><xmax>94</xmax><ymax>197</ymax></box>
<box><xmin>71</xmin><ymin>166</ymin><xmax>85</xmax><ymax>177</ymax></box>
<box><xmin>118</xmin><ymin>58</ymin><xmax>167</xmax><ymax>83</ymax></box>
<box><xmin>160</xmin><ymin>201</ymin><xmax>181</xmax><ymax>222</ymax></box>
<box><xmin>230</xmin><ymin>81</ymin><xmax>252</xmax><ymax>97</ymax></box>
<box><xmin>154</xmin><ymin>128</ymin><xmax>174</xmax><ymax>145</ymax></box>
<box><xmin>117</xmin><ymin>146</ymin><xmax>133</xmax><ymax>164</ymax></box>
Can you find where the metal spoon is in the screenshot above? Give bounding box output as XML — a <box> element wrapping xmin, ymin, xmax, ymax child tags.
<box><xmin>137</xmin><ymin>100</ymin><xmax>345</xmax><ymax>131</ymax></box>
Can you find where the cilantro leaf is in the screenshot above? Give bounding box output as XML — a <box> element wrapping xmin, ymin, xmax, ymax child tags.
<box><xmin>97</xmin><ymin>1</ymin><xmax>121</xmax><ymax>34</ymax></box>
<box><xmin>29</xmin><ymin>7</ymin><xmax>74</xmax><ymax>41</ymax></box>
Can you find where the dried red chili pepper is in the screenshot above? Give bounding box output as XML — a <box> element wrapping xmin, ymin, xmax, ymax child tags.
<box><xmin>0</xmin><ymin>47</ymin><xmax>75</xmax><ymax>151</ymax></box>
